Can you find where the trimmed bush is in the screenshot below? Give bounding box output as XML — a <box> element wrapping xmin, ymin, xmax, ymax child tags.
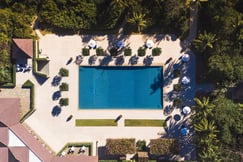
<box><xmin>96</xmin><ymin>47</ymin><xmax>105</xmax><ymax>56</ymax></box>
<box><xmin>82</xmin><ymin>48</ymin><xmax>90</xmax><ymax>56</ymax></box>
<box><xmin>137</xmin><ymin>47</ymin><xmax>146</xmax><ymax>56</ymax></box>
<box><xmin>173</xmin><ymin>84</ymin><xmax>183</xmax><ymax>91</ymax></box>
<box><xmin>59</xmin><ymin>98</ymin><xmax>69</xmax><ymax>106</ymax></box>
<box><xmin>59</xmin><ymin>82</ymin><xmax>69</xmax><ymax>91</ymax></box>
<box><xmin>59</xmin><ymin>68</ymin><xmax>69</xmax><ymax>77</ymax></box>
<box><xmin>152</xmin><ymin>47</ymin><xmax>162</xmax><ymax>56</ymax></box>
<box><xmin>124</xmin><ymin>47</ymin><xmax>132</xmax><ymax>56</ymax></box>
<box><xmin>136</xmin><ymin>140</ymin><xmax>146</xmax><ymax>151</ymax></box>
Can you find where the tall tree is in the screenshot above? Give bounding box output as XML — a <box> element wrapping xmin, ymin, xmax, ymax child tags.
<box><xmin>193</xmin><ymin>31</ymin><xmax>217</xmax><ymax>52</ymax></box>
<box><xmin>128</xmin><ymin>12</ymin><xmax>147</xmax><ymax>33</ymax></box>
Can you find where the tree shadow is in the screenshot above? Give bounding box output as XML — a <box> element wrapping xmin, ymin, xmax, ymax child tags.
<box><xmin>52</xmin><ymin>91</ymin><xmax>61</xmax><ymax>100</ymax></box>
<box><xmin>163</xmin><ymin>61</ymin><xmax>175</xmax><ymax>87</ymax></box>
<box><xmin>114</xmin><ymin>56</ymin><xmax>124</xmax><ymax>66</ymax></box>
<box><xmin>143</xmin><ymin>55</ymin><xmax>153</xmax><ymax>66</ymax></box>
<box><xmin>51</xmin><ymin>75</ymin><xmax>62</xmax><ymax>86</ymax></box>
<box><xmin>150</xmin><ymin>73</ymin><xmax>162</xmax><ymax>94</ymax></box>
<box><xmin>81</xmin><ymin>35</ymin><xmax>93</xmax><ymax>43</ymax></box>
<box><xmin>88</xmin><ymin>55</ymin><xmax>97</xmax><ymax>65</ymax></box>
<box><xmin>99</xmin><ymin>54</ymin><xmax>113</xmax><ymax>66</ymax></box>
<box><xmin>51</xmin><ymin>105</ymin><xmax>61</xmax><ymax>117</ymax></box>
<box><xmin>128</xmin><ymin>55</ymin><xmax>139</xmax><ymax>65</ymax></box>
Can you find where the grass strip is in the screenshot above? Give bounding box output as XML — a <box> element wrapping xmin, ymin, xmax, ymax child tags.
<box><xmin>76</xmin><ymin>119</ymin><xmax>117</xmax><ymax>126</ymax></box>
<box><xmin>125</xmin><ymin>119</ymin><xmax>166</xmax><ymax>127</ymax></box>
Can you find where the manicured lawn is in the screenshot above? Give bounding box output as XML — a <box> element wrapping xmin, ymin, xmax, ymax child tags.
<box><xmin>76</xmin><ymin>119</ymin><xmax>117</xmax><ymax>126</ymax></box>
<box><xmin>125</xmin><ymin>119</ymin><xmax>166</xmax><ymax>127</ymax></box>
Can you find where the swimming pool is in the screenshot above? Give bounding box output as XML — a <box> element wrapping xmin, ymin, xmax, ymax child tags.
<box><xmin>79</xmin><ymin>66</ymin><xmax>163</xmax><ymax>109</ymax></box>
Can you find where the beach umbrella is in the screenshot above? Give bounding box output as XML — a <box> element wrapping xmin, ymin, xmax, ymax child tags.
<box><xmin>81</xmin><ymin>146</ymin><xmax>86</xmax><ymax>151</ymax></box>
<box><xmin>146</xmin><ymin>39</ymin><xmax>154</xmax><ymax>48</ymax></box>
<box><xmin>180</xmin><ymin>127</ymin><xmax>189</xmax><ymax>136</ymax></box>
<box><xmin>182</xmin><ymin>106</ymin><xmax>191</xmax><ymax>115</ymax></box>
<box><xmin>181</xmin><ymin>54</ymin><xmax>190</xmax><ymax>62</ymax></box>
<box><xmin>88</xmin><ymin>39</ymin><xmax>97</xmax><ymax>48</ymax></box>
<box><xmin>116</xmin><ymin>41</ymin><xmax>124</xmax><ymax>49</ymax></box>
<box><xmin>182</xmin><ymin>76</ymin><xmax>190</xmax><ymax>84</ymax></box>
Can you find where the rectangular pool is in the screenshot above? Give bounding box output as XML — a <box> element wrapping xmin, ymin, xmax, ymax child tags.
<box><xmin>79</xmin><ymin>66</ymin><xmax>162</xmax><ymax>109</ymax></box>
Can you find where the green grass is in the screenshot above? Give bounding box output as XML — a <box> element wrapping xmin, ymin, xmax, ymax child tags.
<box><xmin>125</xmin><ymin>119</ymin><xmax>166</xmax><ymax>127</ymax></box>
<box><xmin>76</xmin><ymin>119</ymin><xmax>117</xmax><ymax>126</ymax></box>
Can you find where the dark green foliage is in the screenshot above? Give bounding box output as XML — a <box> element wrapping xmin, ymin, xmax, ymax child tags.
<box><xmin>137</xmin><ymin>47</ymin><xmax>146</xmax><ymax>57</ymax></box>
<box><xmin>173</xmin><ymin>98</ymin><xmax>182</xmax><ymax>107</ymax></box>
<box><xmin>124</xmin><ymin>47</ymin><xmax>132</xmax><ymax>56</ymax></box>
<box><xmin>82</xmin><ymin>48</ymin><xmax>90</xmax><ymax>56</ymax></box>
<box><xmin>0</xmin><ymin>33</ymin><xmax>11</xmax><ymax>85</ymax></box>
<box><xmin>150</xmin><ymin>138</ymin><xmax>179</xmax><ymax>155</ymax></box>
<box><xmin>173</xmin><ymin>84</ymin><xmax>183</xmax><ymax>91</ymax></box>
<box><xmin>96</xmin><ymin>47</ymin><xmax>104</xmax><ymax>56</ymax></box>
<box><xmin>58</xmin><ymin>68</ymin><xmax>69</xmax><ymax>77</ymax></box>
<box><xmin>106</xmin><ymin>138</ymin><xmax>136</xmax><ymax>155</ymax></box>
<box><xmin>59</xmin><ymin>82</ymin><xmax>68</xmax><ymax>91</ymax></box>
<box><xmin>59</xmin><ymin>98</ymin><xmax>69</xmax><ymax>106</ymax></box>
<box><xmin>109</xmin><ymin>47</ymin><xmax>118</xmax><ymax>56</ymax></box>
<box><xmin>136</xmin><ymin>140</ymin><xmax>146</xmax><ymax>151</ymax></box>
<box><xmin>152</xmin><ymin>47</ymin><xmax>162</xmax><ymax>56</ymax></box>
<box><xmin>173</xmin><ymin>69</ymin><xmax>181</xmax><ymax>78</ymax></box>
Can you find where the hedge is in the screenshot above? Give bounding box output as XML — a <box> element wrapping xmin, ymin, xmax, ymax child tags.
<box><xmin>152</xmin><ymin>48</ymin><xmax>162</xmax><ymax>56</ymax></box>
<box><xmin>1</xmin><ymin>63</ymin><xmax>16</xmax><ymax>88</ymax></box>
<box><xmin>59</xmin><ymin>68</ymin><xmax>69</xmax><ymax>77</ymax></box>
<box><xmin>20</xmin><ymin>79</ymin><xmax>35</xmax><ymax>123</ymax></box>
<box><xmin>124</xmin><ymin>47</ymin><xmax>132</xmax><ymax>56</ymax></box>
<box><xmin>106</xmin><ymin>138</ymin><xmax>136</xmax><ymax>155</ymax></box>
<box><xmin>150</xmin><ymin>138</ymin><xmax>179</xmax><ymax>155</ymax></box>
<box><xmin>137</xmin><ymin>47</ymin><xmax>146</xmax><ymax>56</ymax></box>
<box><xmin>96</xmin><ymin>47</ymin><xmax>105</xmax><ymax>56</ymax></box>
<box><xmin>82</xmin><ymin>48</ymin><xmax>90</xmax><ymax>56</ymax></box>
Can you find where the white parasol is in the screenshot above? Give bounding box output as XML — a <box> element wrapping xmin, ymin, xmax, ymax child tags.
<box><xmin>182</xmin><ymin>76</ymin><xmax>190</xmax><ymax>84</ymax></box>
<box><xmin>182</xmin><ymin>106</ymin><xmax>191</xmax><ymax>115</ymax></box>
<box><xmin>88</xmin><ymin>39</ymin><xmax>97</xmax><ymax>48</ymax></box>
<box><xmin>146</xmin><ymin>39</ymin><xmax>154</xmax><ymax>48</ymax></box>
<box><xmin>181</xmin><ymin>54</ymin><xmax>190</xmax><ymax>62</ymax></box>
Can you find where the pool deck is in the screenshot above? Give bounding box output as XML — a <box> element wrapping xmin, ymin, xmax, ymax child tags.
<box><xmin>11</xmin><ymin>33</ymin><xmax>195</xmax><ymax>160</ymax></box>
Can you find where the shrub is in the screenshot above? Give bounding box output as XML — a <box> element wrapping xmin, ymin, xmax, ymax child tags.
<box><xmin>152</xmin><ymin>47</ymin><xmax>162</xmax><ymax>56</ymax></box>
<box><xmin>82</xmin><ymin>48</ymin><xmax>90</xmax><ymax>56</ymax></box>
<box><xmin>173</xmin><ymin>84</ymin><xmax>183</xmax><ymax>91</ymax></box>
<box><xmin>59</xmin><ymin>98</ymin><xmax>69</xmax><ymax>106</ymax></box>
<box><xmin>173</xmin><ymin>98</ymin><xmax>183</xmax><ymax>107</ymax></box>
<box><xmin>136</xmin><ymin>140</ymin><xmax>146</xmax><ymax>151</ymax></box>
<box><xmin>59</xmin><ymin>68</ymin><xmax>69</xmax><ymax>77</ymax></box>
<box><xmin>96</xmin><ymin>47</ymin><xmax>105</xmax><ymax>56</ymax></box>
<box><xmin>124</xmin><ymin>47</ymin><xmax>132</xmax><ymax>56</ymax></box>
<box><xmin>106</xmin><ymin>138</ymin><xmax>136</xmax><ymax>155</ymax></box>
<box><xmin>59</xmin><ymin>82</ymin><xmax>69</xmax><ymax>91</ymax></box>
<box><xmin>150</xmin><ymin>138</ymin><xmax>179</xmax><ymax>155</ymax></box>
<box><xmin>137</xmin><ymin>47</ymin><xmax>146</xmax><ymax>56</ymax></box>
<box><xmin>173</xmin><ymin>69</ymin><xmax>181</xmax><ymax>78</ymax></box>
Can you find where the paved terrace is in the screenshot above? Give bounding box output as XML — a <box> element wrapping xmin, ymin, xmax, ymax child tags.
<box><xmin>6</xmin><ymin>33</ymin><xmax>197</xmax><ymax>160</ymax></box>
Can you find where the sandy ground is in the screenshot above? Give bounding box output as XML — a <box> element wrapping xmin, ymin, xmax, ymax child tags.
<box><xmin>17</xmin><ymin>33</ymin><xmax>195</xmax><ymax>159</ymax></box>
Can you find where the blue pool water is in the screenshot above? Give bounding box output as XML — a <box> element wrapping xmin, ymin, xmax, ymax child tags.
<box><xmin>79</xmin><ymin>66</ymin><xmax>163</xmax><ymax>109</ymax></box>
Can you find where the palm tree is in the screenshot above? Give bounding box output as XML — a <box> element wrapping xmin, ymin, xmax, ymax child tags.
<box><xmin>194</xmin><ymin>118</ymin><xmax>220</xmax><ymax>161</ymax></box>
<box><xmin>193</xmin><ymin>97</ymin><xmax>215</xmax><ymax>119</ymax></box>
<box><xmin>128</xmin><ymin>12</ymin><xmax>147</xmax><ymax>33</ymax></box>
<box><xmin>112</xmin><ymin>0</ymin><xmax>138</xmax><ymax>9</ymax></box>
<box><xmin>193</xmin><ymin>31</ymin><xmax>217</xmax><ymax>52</ymax></box>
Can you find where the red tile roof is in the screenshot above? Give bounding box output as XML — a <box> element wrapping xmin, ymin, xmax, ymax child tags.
<box><xmin>0</xmin><ymin>148</ymin><xmax>8</xmax><ymax>162</ymax></box>
<box><xmin>0</xmin><ymin>127</ymin><xmax>8</xmax><ymax>146</ymax></box>
<box><xmin>12</xmin><ymin>39</ymin><xmax>33</xmax><ymax>58</ymax></box>
<box><xmin>0</xmin><ymin>98</ymin><xmax>98</xmax><ymax>162</ymax></box>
